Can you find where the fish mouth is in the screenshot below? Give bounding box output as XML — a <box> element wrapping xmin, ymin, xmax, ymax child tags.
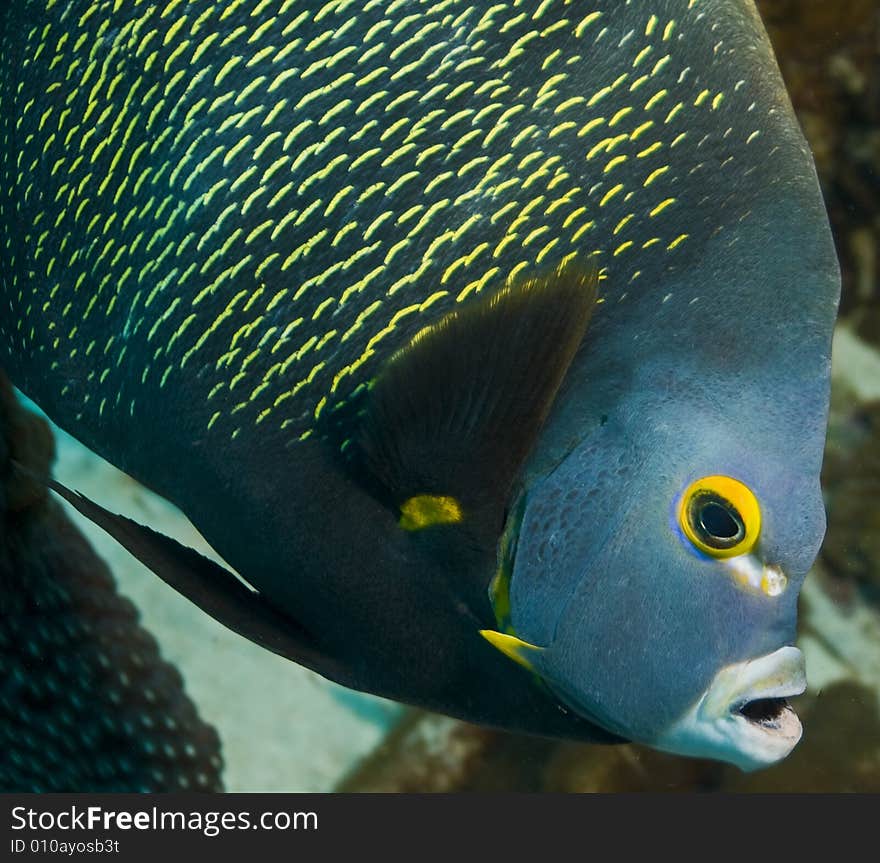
<box><xmin>653</xmin><ymin>646</ymin><xmax>806</xmax><ymax>771</ymax></box>
<box><xmin>736</xmin><ymin>695</ymin><xmax>798</xmax><ymax>729</ymax></box>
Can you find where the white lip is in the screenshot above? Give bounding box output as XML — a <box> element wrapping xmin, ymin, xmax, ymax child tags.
<box><xmin>653</xmin><ymin>646</ymin><xmax>806</xmax><ymax>771</ymax></box>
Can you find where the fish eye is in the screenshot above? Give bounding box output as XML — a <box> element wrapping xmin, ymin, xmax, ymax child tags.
<box><xmin>678</xmin><ymin>475</ymin><xmax>761</xmax><ymax>559</ymax></box>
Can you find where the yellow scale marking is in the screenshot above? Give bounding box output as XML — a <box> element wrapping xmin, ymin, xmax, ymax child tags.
<box><xmin>0</xmin><ymin>0</ymin><xmax>753</xmax><ymax>440</ymax></box>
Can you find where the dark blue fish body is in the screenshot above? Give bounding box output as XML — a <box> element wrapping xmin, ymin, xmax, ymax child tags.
<box><xmin>0</xmin><ymin>1</ymin><xmax>839</xmax><ymax>767</ymax></box>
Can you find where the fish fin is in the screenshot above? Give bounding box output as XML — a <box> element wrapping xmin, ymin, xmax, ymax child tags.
<box><xmin>47</xmin><ymin>479</ymin><xmax>346</xmax><ymax>681</ymax></box>
<box><xmin>479</xmin><ymin>629</ymin><xmax>545</xmax><ymax>672</ymax></box>
<box><xmin>356</xmin><ymin>257</ymin><xmax>599</xmax><ymax>538</ymax></box>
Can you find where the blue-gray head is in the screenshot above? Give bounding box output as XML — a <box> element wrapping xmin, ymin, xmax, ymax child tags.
<box><xmin>484</xmin><ymin>194</ymin><xmax>840</xmax><ymax>770</ymax></box>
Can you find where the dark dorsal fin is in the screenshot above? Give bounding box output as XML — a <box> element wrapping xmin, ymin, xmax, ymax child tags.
<box><xmin>355</xmin><ymin>258</ymin><xmax>599</xmax><ymax>538</ymax></box>
<box><xmin>45</xmin><ymin>477</ymin><xmax>347</xmax><ymax>684</ymax></box>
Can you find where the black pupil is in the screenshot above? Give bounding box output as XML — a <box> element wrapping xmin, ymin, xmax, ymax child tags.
<box><xmin>699</xmin><ymin>501</ymin><xmax>740</xmax><ymax>539</ymax></box>
<box><xmin>690</xmin><ymin>495</ymin><xmax>744</xmax><ymax>548</ymax></box>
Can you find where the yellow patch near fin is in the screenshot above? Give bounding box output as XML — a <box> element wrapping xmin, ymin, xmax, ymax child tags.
<box><xmin>479</xmin><ymin>630</ymin><xmax>544</xmax><ymax>671</ymax></box>
<box><xmin>399</xmin><ymin>494</ymin><xmax>463</xmax><ymax>531</ymax></box>
<box><xmin>489</xmin><ymin>495</ymin><xmax>524</xmax><ymax>633</ymax></box>
<box><xmin>489</xmin><ymin>562</ymin><xmax>512</xmax><ymax>632</ymax></box>
<box><xmin>357</xmin><ymin>257</ymin><xmax>598</xmax><ymax>547</ymax></box>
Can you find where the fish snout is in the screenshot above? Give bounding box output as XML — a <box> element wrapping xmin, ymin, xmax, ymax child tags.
<box><xmin>653</xmin><ymin>646</ymin><xmax>806</xmax><ymax>771</ymax></box>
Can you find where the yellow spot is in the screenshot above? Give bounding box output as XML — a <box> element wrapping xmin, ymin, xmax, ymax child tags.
<box><xmin>645</xmin><ymin>89</ymin><xmax>668</xmax><ymax>111</ymax></box>
<box><xmin>600</xmin><ymin>184</ymin><xmax>624</xmax><ymax>207</ymax></box>
<box><xmin>548</xmin><ymin>121</ymin><xmax>577</xmax><ymax>140</ymax></box>
<box><xmin>629</xmin><ymin>74</ymin><xmax>650</xmax><ymax>93</ymax></box>
<box><xmin>574</xmin><ymin>12</ymin><xmax>603</xmax><ymax>39</ymax></box>
<box><xmin>609</xmin><ymin>106</ymin><xmax>633</xmax><ymax>127</ymax></box>
<box><xmin>571</xmin><ymin>220</ymin><xmax>595</xmax><ymax>243</ymax></box>
<box><xmin>555</xmin><ymin>96</ymin><xmax>586</xmax><ymax>115</ymax></box>
<box><xmin>650</xmin><ymin>198</ymin><xmax>676</xmax><ymax>217</ymax></box>
<box><xmin>604</xmin><ymin>154</ymin><xmax>627</xmax><ymax>174</ymax></box>
<box><xmin>644</xmin><ymin>166</ymin><xmax>670</xmax><ymax>187</ymax></box>
<box><xmin>613</xmin><ymin>214</ymin><xmax>635</xmax><ymax>235</ymax></box>
<box><xmin>578</xmin><ymin>116</ymin><xmax>605</xmax><ymax>138</ymax></box>
<box><xmin>637</xmin><ymin>141</ymin><xmax>663</xmax><ymax>158</ymax></box>
<box><xmin>665</xmin><ymin>102</ymin><xmax>684</xmax><ymax>124</ymax></box>
<box><xmin>633</xmin><ymin>45</ymin><xmax>653</xmax><ymax>68</ymax></box>
<box><xmin>650</xmin><ymin>55</ymin><xmax>672</xmax><ymax>77</ymax></box>
<box><xmin>630</xmin><ymin>120</ymin><xmax>654</xmax><ymax>142</ymax></box>
<box><xmin>399</xmin><ymin>495</ymin><xmax>464</xmax><ymax>531</ymax></box>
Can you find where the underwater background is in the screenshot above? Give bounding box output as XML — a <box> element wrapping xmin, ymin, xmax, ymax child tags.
<box><xmin>1</xmin><ymin>0</ymin><xmax>878</xmax><ymax>792</ymax></box>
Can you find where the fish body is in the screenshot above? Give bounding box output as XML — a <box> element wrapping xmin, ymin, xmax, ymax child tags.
<box><xmin>0</xmin><ymin>0</ymin><xmax>839</xmax><ymax>768</ymax></box>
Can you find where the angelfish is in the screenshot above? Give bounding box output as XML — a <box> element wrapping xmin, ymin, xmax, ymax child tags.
<box><xmin>0</xmin><ymin>0</ymin><xmax>839</xmax><ymax>770</ymax></box>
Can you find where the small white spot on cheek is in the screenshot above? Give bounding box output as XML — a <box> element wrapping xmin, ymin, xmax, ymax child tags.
<box><xmin>723</xmin><ymin>556</ymin><xmax>789</xmax><ymax>597</ymax></box>
<box><xmin>761</xmin><ymin>565</ymin><xmax>788</xmax><ymax>597</ymax></box>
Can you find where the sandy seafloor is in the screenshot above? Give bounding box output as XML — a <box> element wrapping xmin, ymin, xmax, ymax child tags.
<box><xmin>16</xmin><ymin>325</ymin><xmax>880</xmax><ymax>792</ymax></box>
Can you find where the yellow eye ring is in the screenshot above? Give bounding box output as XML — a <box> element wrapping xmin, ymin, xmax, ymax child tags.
<box><xmin>678</xmin><ymin>475</ymin><xmax>761</xmax><ymax>559</ymax></box>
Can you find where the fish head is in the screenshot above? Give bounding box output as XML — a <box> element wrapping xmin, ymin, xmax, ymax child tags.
<box><xmin>483</xmin><ymin>156</ymin><xmax>842</xmax><ymax>770</ymax></box>
<box><xmin>499</xmin><ymin>339</ymin><xmax>832</xmax><ymax>770</ymax></box>
<box><xmin>496</xmin><ymin>194</ymin><xmax>839</xmax><ymax>770</ymax></box>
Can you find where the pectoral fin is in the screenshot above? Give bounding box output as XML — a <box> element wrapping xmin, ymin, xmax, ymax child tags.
<box><xmin>479</xmin><ymin>629</ymin><xmax>545</xmax><ymax>672</ymax></box>
<box><xmin>47</xmin><ymin>479</ymin><xmax>346</xmax><ymax>682</ymax></box>
<box><xmin>356</xmin><ymin>257</ymin><xmax>599</xmax><ymax>540</ymax></box>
